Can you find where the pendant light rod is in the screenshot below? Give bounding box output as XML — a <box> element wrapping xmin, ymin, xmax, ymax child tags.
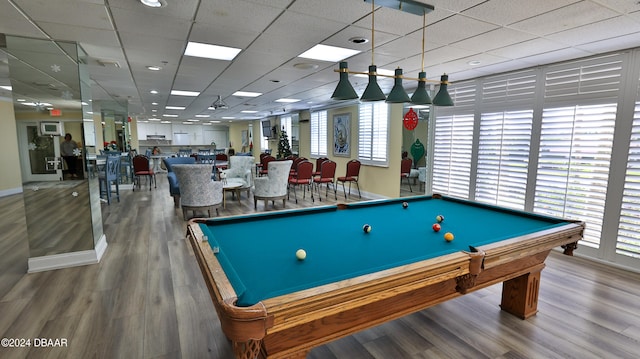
<box><xmin>371</xmin><ymin>0</ymin><xmax>375</xmax><ymax>66</ymax></box>
<box><xmin>332</xmin><ymin>68</ymin><xmax>441</xmax><ymax>83</ymax></box>
<box><xmin>421</xmin><ymin>12</ymin><xmax>425</xmax><ymax>71</ymax></box>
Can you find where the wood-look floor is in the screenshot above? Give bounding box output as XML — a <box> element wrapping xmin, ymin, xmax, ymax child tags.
<box><xmin>1</xmin><ymin>178</ymin><xmax>639</xmax><ymax>359</ymax></box>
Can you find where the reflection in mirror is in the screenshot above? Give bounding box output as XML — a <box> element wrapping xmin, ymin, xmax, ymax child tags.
<box><xmin>401</xmin><ymin>105</ymin><xmax>430</xmax><ymax>197</ymax></box>
<box><xmin>5</xmin><ymin>35</ymin><xmax>102</xmax><ymax>260</ymax></box>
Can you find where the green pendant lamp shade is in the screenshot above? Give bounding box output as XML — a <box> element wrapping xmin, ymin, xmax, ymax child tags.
<box><xmin>331</xmin><ymin>62</ymin><xmax>358</xmax><ymax>100</ymax></box>
<box><xmin>386</xmin><ymin>68</ymin><xmax>411</xmax><ymax>103</ymax></box>
<box><xmin>411</xmin><ymin>71</ymin><xmax>432</xmax><ymax>105</ymax></box>
<box><xmin>360</xmin><ymin>65</ymin><xmax>386</xmax><ymax>101</ymax></box>
<box><xmin>432</xmin><ymin>74</ymin><xmax>454</xmax><ymax>106</ymax></box>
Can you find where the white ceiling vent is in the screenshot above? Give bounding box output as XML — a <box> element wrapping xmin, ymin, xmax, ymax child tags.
<box><xmin>97</xmin><ymin>59</ymin><xmax>121</xmax><ymax>68</ymax></box>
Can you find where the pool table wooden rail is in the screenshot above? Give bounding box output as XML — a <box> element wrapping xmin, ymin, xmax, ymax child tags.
<box><xmin>187</xmin><ymin>215</ymin><xmax>584</xmax><ymax>359</ymax></box>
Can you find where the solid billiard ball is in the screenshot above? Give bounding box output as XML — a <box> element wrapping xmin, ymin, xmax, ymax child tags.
<box><xmin>444</xmin><ymin>232</ymin><xmax>454</xmax><ymax>241</ymax></box>
<box><xmin>402</xmin><ymin>201</ymin><xmax>409</xmax><ymax>209</ymax></box>
<box><xmin>436</xmin><ymin>215</ymin><xmax>445</xmax><ymax>223</ymax></box>
<box><xmin>432</xmin><ymin>223</ymin><xmax>441</xmax><ymax>232</ymax></box>
<box><xmin>363</xmin><ymin>224</ymin><xmax>372</xmax><ymax>233</ymax></box>
<box><xmin>296</xmin><ymin>249</ymin><xmax>307</xmax><ymax>260</ymax></box>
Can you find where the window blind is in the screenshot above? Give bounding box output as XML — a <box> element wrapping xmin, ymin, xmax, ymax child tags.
<box><xmin>475</xmin><ymin>110</ymin><xmax>533</xmax><ymax>210</ymax></box>
<box><xmin>358</xmin><ymin>102</ymin><xmax>388</xmax><ymax>165</ymax></box>
<box><xmin>432</xmin><ymin>114</ymin><xmax>474</xmax><ymax>199</ymax></box>
<box><xmin>534</xmin><ymin>104</ymin><xmax>616</xmax><ymax>248</ymax></box>
<box><xmin>617</xmin><ymin>102</ymin><xmax>640</xmax><ymax>258</ymax></box>
<box><xmin>310</xmin><ymin>111</ymin><xmax>327</xmax><ymax>157</ymax></box>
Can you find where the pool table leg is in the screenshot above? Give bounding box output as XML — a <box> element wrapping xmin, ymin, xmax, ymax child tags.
<box><xmin>499</xmin><ymin>263</ymin><xmax>544</xmax><ymax>319</ymax></box>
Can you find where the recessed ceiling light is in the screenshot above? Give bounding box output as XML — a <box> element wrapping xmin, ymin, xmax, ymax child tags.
<box><xmin>210</xmin><ymin>120</ymin><xmax>221</xmax><ymax>123</ymax></box>
<box><xmin>165</xmin><ymin>106</ymin><xmax>185</xmax><ymax>110</ymax></box>
<box><xmin>348</xmin><ymin>37</ymin><xmax>369</xmax><ymax>44</ymax></box>
<box><xmin>151</xmin><ymin>102</ymin><xmax>158</xmax><ymax>105</ymax></box>
<box><xmin>222</xmin><ymin>117</ymin><xmax>235</xmax><ymax>119</ymax></box>
<box><xmin>241</xmin><ymin>110</ymin><xmax>258</xmax><ymax>114</ymax></box>
<box><xmin>171</xmin><ymin>90</ymin><xmax>200</xmax><ymax>97</ymax></box>
<box><xmin>293</xmin><ymin>63</ymin><xmax>319</xmax><ymax>70</ymax></box>
<box><xmin>232</xmin><ymin>91</ymin><xmax>262</xmax><ymax>97</ymax></box>
<box><xmin>187</xmin><ymin>119</ymin><xmax>200</xmax><ymax>122</ymax></box>
<box><xmin>298</xmin><ymin>44</ymin><xmax>360</xmax><ymax>62</ymax></box>
<box><xmin>162</xmin><ymin>114</ymin><xmax>178</xmax><ymax>117</ymax></box>
<box><xmin>195</xmin><ymin>114</ymin><xmax>210</xmax><ymax>118</ymax></box>
<box><xmin>0</xmin><ymin>85</ymin><xmax>12</xmax><ymax>91</ymax></box>
<box><xmin>208</xmin><ymin>106</ymin><xmax>216</xmax><ymax>110</ymax></box>
<box><xmin>146</xmin><ymin>65</ymin><xmax>162</xmax><ymax>71</ymax></box>
<box><xmin>140</xmin><ymin>0</ymin><xmax>166</xmax><ymax>8</ymax></box>
<box><xmin>152</xmin><ymin>109</ymin><xmax>157</xmax><ymax>112</ymax></box>
<box><xmin>275</xmin><ymin>98</ymin><xmax>301</xmax><ymax>103</ymax></box>
<box><xmin>148</xmin><ymin>118</ymin><xmax>161</xmax><ymax>121</ymax></box>
<box><xmin>468</xmin><ymin>60</ymin><xmax>481</xmax><ymax>66</ymax></box>
<box><xmin>17</xmin><ymin>98</ymin><xmax>26</xmax><ymax>102</ymax></box>
<box><xmin>150</xmin><ymin>90</ymin><xmax>158</xmax><ymax>94</ymax></box>
<box><xmin>161</xmin><ymin>121</ymin><xmax>171</xmax><ymax>124</ymax></box>
<box><xmin>182</xmin><ymin>121</ymin><xmax>193</xmax><ymax>124</ymax></box>
<box><xmin>184</xmin><ymin>41</ymin><xmax>242</xmax><ymax>61</ymax></box>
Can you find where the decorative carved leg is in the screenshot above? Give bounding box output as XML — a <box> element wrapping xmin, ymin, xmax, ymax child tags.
<box><xmin>233</xmin><ymin>339</ymin><xmax>264</xmax><ymax>359</ymax></box>
<box><xmin>561</xmin><ymin>241</ymin><xmax>578</xmax><ymax>255</ymax></box>
<box><xmin>500</xmin><ymin>265</ymin><xmax>544</xmax><ymax>319</ymax></box>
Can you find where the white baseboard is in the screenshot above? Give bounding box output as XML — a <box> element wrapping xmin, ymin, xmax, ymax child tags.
<box><xmin>0</xmin><ymin>187</ymin><xmax>23</xmax><ymax>198</ymax></box>
<box><xmin>28</xmin><ymin>234</ymin><xmax>109</xmax><ymax>273</ymax></box>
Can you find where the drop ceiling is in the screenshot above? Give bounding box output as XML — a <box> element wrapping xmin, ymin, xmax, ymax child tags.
<box><xmin>0</xmin><ymin>0</ymin><xmax>639</xmax><ymax>123</ymax></box>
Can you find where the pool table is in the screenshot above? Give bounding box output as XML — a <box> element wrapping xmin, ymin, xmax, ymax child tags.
<box><xmin>186</xmin><ymin>195</ymin><xmax>584</xmax><ymax>359</ymax></box>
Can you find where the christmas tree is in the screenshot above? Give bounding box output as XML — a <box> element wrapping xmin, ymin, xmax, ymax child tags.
<box><xmin>277</xmin><ymin>127</ymin><xmax>292</xmax><ymax>159</ymax></box>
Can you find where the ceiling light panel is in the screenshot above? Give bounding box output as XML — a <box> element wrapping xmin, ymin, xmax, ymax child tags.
<box><xmin>170</xmin><ymin>90</ymin><xmax>200</xmax><ymax>97</ymax></box>
<box><xmin>184</xmin><ymin>41</ymin><xmax>242</xmax><ymax>61</ymax></box>
<box><xmin>298</xmin><ymin>44</ymin><xmax>361</xmax><ymax>62</ymax></box>
<box><xmin>233</xmin><ymin>91</ymin><xmax>262</xmax><ymax>97</ymax></box>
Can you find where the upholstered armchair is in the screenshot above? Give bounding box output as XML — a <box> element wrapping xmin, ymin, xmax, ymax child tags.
<box><xmin>172</xmin><ymin>164</ymin><xmax>223</xmax><ymax>220</ymax></box>
<box><xmin>163</xmin><ymin>156</ymin><xmax>196</xmax><ymax>207</ymax></box>
<box><xmin>253</xmin><ymin>160</ymin><xmax>292</xmax><ymax>209</ymax></box>
<box><xmin>220</xmin><ymin>155</ymin><xmax>255</xmax><ymax>188</ymax></box>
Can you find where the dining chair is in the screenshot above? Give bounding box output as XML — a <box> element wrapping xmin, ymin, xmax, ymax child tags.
<box><xmin>312</xmin><ymin>157</ymin><xmax>329</xmax><ymax>177</ymax></box>
<box><xmin>258</xmin><ymin>155</ymin><xmax>275</xmax><ymax>176</ymax></box>
<box><xmin>98</xmin><ymin>155</ymin><xmax>120</xmax><ymax>205</ymax></box>
<box><xmin>313</xmin><ymin>160</ymin><xmax>337</xmax><ymax>201</ymax></box>
<box><xmin>288</xmin><ymin>160</ymin><xmax>314</xmax><ymax>203</ymax></box>
<box><xmin>178</xmin><ymin>149</ymin><xmax>192</xmax><ymax>157</ymax></box>
<box><xmin>132</xmin><ymin>155</ymin><xmax>156</xmax><ymax>191</ymax></box>
<box><xmin>337</xmin><ymin>159</ymin><xmax>362</xmax><ymax>199</ymax></box>
<box><xmin>400</xmin><ymin>157</ymin><xmax>413</xmax><ymax>192</ymax></box>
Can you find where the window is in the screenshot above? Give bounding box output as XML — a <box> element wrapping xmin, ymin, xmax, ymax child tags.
<box><xmin>432</xmin><ymin>114</ymin><xmax>474</xmax><ymax>199</ymax></box>
<box><xmin>281</xmin><ymin>115</ymin><xmax>292</xmax><ymax>145</ymax></box>
<box><xmin>358</xmin><ymin>102</ymin><xmax>389</xmax><ymax>165</ymax></box>
<box><xmin>533</xmin><ymin>104</ymin><xmax>616</xmax><ymax>248</ymax></box>
<box><xmin>617</xmin><ymin>102</ymin><xmax>640</xmax><ymax>258</ymax></box>
<box><xmin>310</xmin><ymin>110</ymin><xmax>327</xmax><ymax>157</ymax></box>
<box><xmin>475</xmin><ymin>110</ymin><xmax>533</xmax><ymax>210</ymax></box>
<box><xmin>260</xmin><ymin>120</ymin><xmax>269</xmax><ymax>150</ymax></box>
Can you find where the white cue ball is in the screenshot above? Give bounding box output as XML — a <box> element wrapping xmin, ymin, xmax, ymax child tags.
<box><xmin>296</xmin><ymin>249</ymin><xmax>307</xmax><ymax>260</ymax></box>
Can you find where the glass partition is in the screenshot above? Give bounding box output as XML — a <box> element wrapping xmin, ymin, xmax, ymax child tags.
<box><xmin>4</xmin><ymin>34</ymin><xmax>103</xmax><ymax>258</ymax></box>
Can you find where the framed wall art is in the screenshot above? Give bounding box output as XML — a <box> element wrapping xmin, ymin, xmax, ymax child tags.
<box><xmin>333</xmin><ymin>113</ymin><xmax>350</xmax><ymax>157</ymax></box>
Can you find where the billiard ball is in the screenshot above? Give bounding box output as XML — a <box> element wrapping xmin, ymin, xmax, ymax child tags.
<box><xmin>432</xmin><ymin>223</ymin><xmax>441</xmax><ymax>232</ymax></box>
<box><xmin>436</xmin><ymin>215</ymin><xmax>445</xmax><ymax>223</ymax></box>
<box><xmin>363</xmin><ymin>224</ymin><xmax>372</xmax><ymax>233</ymax></box>
<box><xmin>402</xmin><ymin>201</ymin><xmax>409</xmax><ymax>209</ymax></box>
<box><xmin>444</xmin><ymin>232</ymin><xmax>454</xmax><ymax>241</ymax></box>
<box><xmin>296</xmin><ymin>249</ymin><xmax>307</xmax><ymax>260</ymax></box>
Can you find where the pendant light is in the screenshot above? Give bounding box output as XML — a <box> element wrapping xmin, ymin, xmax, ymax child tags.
<box><xmin>360</xmin><ymin>0</ymin><xmax>386</xmax><ymax>102</ymax></box>
<box><xmin>432</xmin><ymin>74</ymin><xmax>454</xmax><ymax>106</ymax></box>
<box><xmin>411</xmin><ymin>13</ymin><xmax>432</xmax><ymax>105</ymax></box>
<box><xmin>386</xmin><ymin>68</ymin><xmax>411</xmax><ymax>103</ymax></box>
<box><xmin>331</xmin><ymin>62</ymin><xmax>358</xmax><ymax>100</ymax></box>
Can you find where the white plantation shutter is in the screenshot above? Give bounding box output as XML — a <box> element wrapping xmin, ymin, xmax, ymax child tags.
<box><xmin>534</xmin><ymin>104</ymin><xmax>616</xmax><ymax>248</ymax></box>
<box><xmin>475</xmin><ymin>110</ymin><xmax>533</xmax><ymax>210</ymax></box>
<box><xmin>358</xmin><ymin>102</ymin><xmax>389</xmax><ymax>165</ymax></box>
<box><xmin>544</xmin><ymin>54</ymin><xmax>623</xmax><ymax>100</ymax></box>
<box><xmin>432</xmin><ymin>114</ymin><xmax>474</xmax><ymax>199</ymax></box>
<box><xmin>310</xmin><ymin>111</ymin><xmax>327</xmax><ymax>157</ymax></box>
<box><xmin>617</xmin><ymin>102</ymin><xmax>640</xmax><ymax>258</ymax></box>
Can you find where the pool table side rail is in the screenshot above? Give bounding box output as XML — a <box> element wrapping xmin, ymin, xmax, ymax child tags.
<box><xmin>186</xmin><ymin>221</ymin><xmax>274</xmax><ymax>344</ymax></box>
<box><xmin>478</xmin><ymin>221</ymin><xmax>585</xmax><ymax>269</ymax></box>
